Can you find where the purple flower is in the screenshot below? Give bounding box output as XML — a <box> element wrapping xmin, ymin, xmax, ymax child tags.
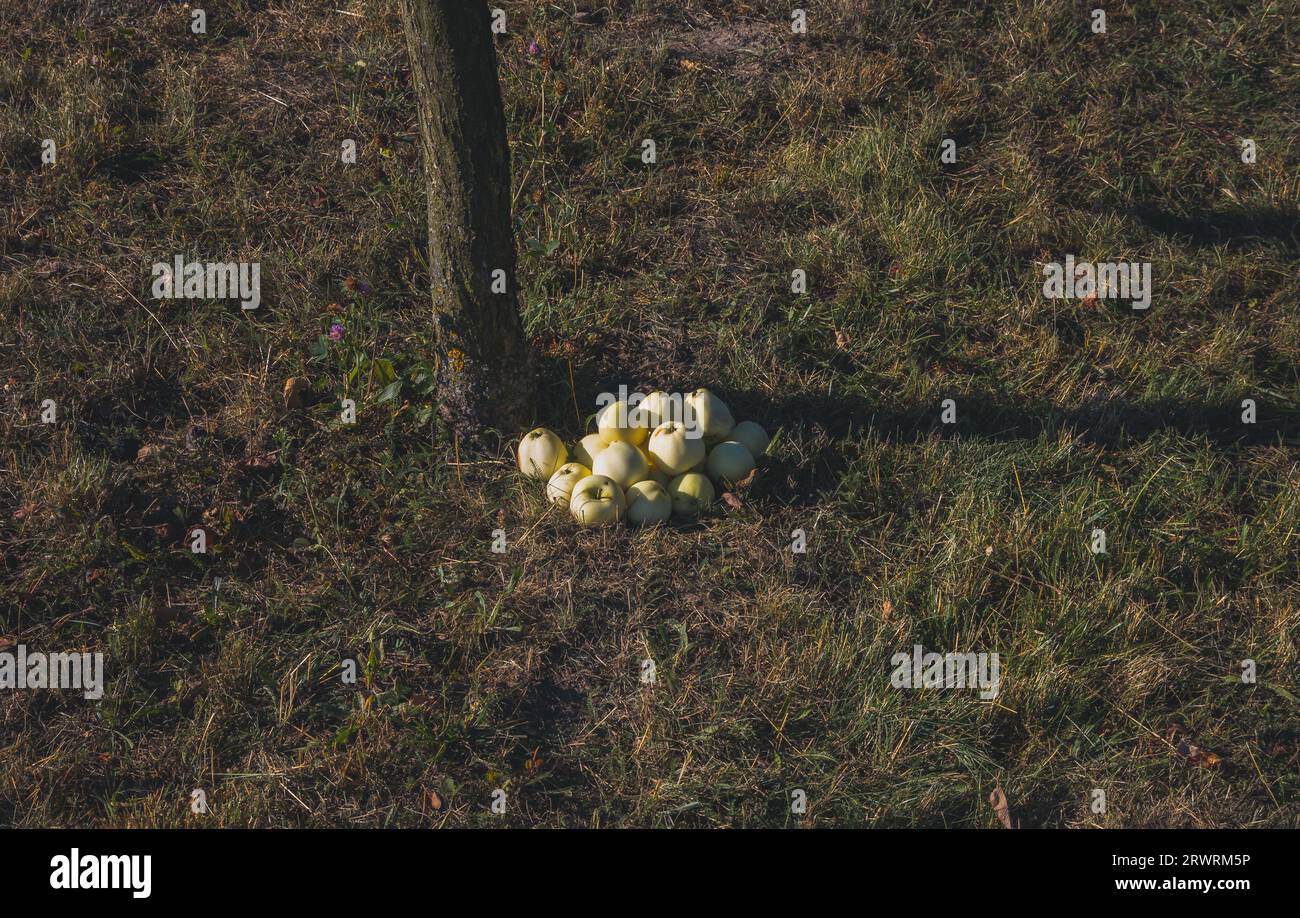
<box><xmin>527</xmin><ymin>40</ymin><xmax>540</xmax><ymax>56</ymax></box>
<box><xmin>329</xmin><ymin>323</ymin><xmax>345</xmax><ymax>341</ymax></box>
<box><xmin>355</xmin><ymin>279</ymin><xmax>371</xmax><ymax>295</ymax></box>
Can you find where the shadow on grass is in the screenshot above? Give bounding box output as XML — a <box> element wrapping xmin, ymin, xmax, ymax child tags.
<box><xmin>737</xmin><ymin>386</ymin><xmax>1300</xmax><ymax>508</ymax></box>
<box><xmin>1130</xmin><ymin>204</ymin><xmax>1300</xmax><ymax>251</ymax></box>
<box><xmin>529</xmin><ymin>339</ymin><xmax>1297</xmax><ymax>508</ymax></box>
<box><xmin>763</xmin><ymin>388</ymin><xmax>1300</xmax><ymax>448</ymax></box>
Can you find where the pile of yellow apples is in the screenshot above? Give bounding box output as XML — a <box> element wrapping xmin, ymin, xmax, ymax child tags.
<box><xmin>516</xmin><ymin>388</ymin><xmax>769</xmax><ymax>526</ymax></box>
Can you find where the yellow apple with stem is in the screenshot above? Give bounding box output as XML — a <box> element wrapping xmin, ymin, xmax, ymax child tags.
<box><xmin>569</xmin><ymin>475</ymin><xmax>626</xmax><ymax>526</ymax></box>
<box><xmin>684</xmin><ymin>388</ymin><xmax>734</xmax><ymax>443</ymax></box>
<box><xmin>517</xmin><ymin>428</ymin><xmax>567</xmax><ymax>480</ymax></box>
<box><xmin>546</xmin><ymin>462</ymin><xmax>591</xmax><ymax>504</ymax></box>
<box><xmin>648</xmin><ymin>421</ymin><xmax>706</xmax><ymax>475</ymax></box>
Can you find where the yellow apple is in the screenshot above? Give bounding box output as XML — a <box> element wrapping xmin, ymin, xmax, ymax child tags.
<box><xmin>684</xmin><ymin>388</ymin><xmax>734</xmax><ymax>442</ymax></box>
<box><xmin>569</xmin><ymin>474</ymin><xmax>626</xmax><ymax>526</ymax></box>
<box><xmin>625</xmin><ymin>480</ymin><xmax>672</xmax><ymax>526</ymax></box>
<box><xmin>706</xmin><ymin>441</ymin><xmax>755</xmax><ymax>486</ymax></box>
<box><xmin>639</xmin><ymin>447</ymin><xmax>670</xmax><ymax>486</ymax></box>
<box><xmin>668</xmin><ymin>472</ymin><xmax>714</xmax><ymax>517</ymax></box>
<box><xmin>648</xmin><ymin>421</ymin><xmax>706</xmax><ymax>475</ymax></box>
<box><xmin>636</xmin><ymin>390</ymin><xmax>684</xmax><ymax>430</ymax></box>
<box><xmin>517</xmin><ymin>427</ymin><xmax>567</xmax><ymax>480</ymax></box>
<box><xmin>546</xmin><ymin>462</ymin><xmax>591</xmax><ymax>504</ymax></box>
<box><xmin>592</xmin><ymin>440</ymin><xmax>649</xmax><ymax>490</ymax></box>
<box><xmin>730</xmin><ymin>420</ymin><xmax>769</xmax><ymax>457</ymax></box>
<box><xmin>596</xmin><ymin>398</ymin><xmax>648</xmax><ymax>446</ymax></box>
<box><xmin>573</xmin><ymin>433</ymin><xmax>607</xmax><ymax>469</ymax></box>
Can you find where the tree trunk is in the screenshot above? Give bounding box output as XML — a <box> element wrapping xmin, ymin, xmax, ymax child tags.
<box><xmin>400</xmin><ymin>0</ymin><xmax>533</xmax><ymax>443</ymax></box>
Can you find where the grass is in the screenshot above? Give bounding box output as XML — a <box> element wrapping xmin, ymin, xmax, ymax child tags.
<box><xmin>0</xmin><ymin>0</ymin><xmax>1297</xmax><ymax>827</ymax></box>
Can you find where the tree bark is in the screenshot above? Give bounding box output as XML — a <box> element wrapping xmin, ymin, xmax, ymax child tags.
<box><xmin>400</xmin><ymin>0</ymin><xmax>533</xmax><ymax>442</ymax></box>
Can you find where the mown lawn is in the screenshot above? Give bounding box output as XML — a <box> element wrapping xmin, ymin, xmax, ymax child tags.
<box><xmin>1</xmin><ymin>0</ymin><xmax>1297</xmax><ymax>827</ymax></box>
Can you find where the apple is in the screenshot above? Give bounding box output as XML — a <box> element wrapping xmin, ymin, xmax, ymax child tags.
<box><xmin>706</xmin><ymin>441</ymin><xmax>755</xmax><ymax>486</ymax></box>
<box><xmin>730</xmin><ymin>420</ymin><xmax>770</xmax><ymax>457</ymax></box>
<box><xmin>684</xmin><ymin>388</ymin><xmax>734</xmax><ymax>442</ymax></box>
<box><xmin>573</xmin><ymin>433</ymin><xmax>607</xmax><ymax>469</ymax></box>
<box><xmin>639</xmin><ymin>447</ymin><xmax>670</xmax><ymax>486</ymax></box>
<box><xmin>625</xmin><ymin>480</ymin><xmax>672</xmax><ymax>526</ymax></box>
<box><xmin>668</xmin><ymin>472</ymin><xmax>714</xmax><ymax>517</ymax></box>
<box><xmin>592</xmin><ymin>441</ymin><xmax>649</xmax><ymax>490</ymax></box>
<box><xmin>546</xmin><ymin>462</ymin><xmax>591</xmax><ymax>504</ymax></box>
<box><xmin>636</xmin><ymin>390</ymin><xmax>683</xmax><ymax>430</ymax></box>
<box><xmin>647</xmin><ymin>421</ymin><xmax>706</xmax><ymax>475</ymax></box>
<box><xmin>596</xmin><ymin>398</ymin><xmax>648</xmax><ymax>446</ymax></box>
<box><xmin>518</xmin><ymin>427</ymin><xmax>567</xmax><ymax>480</ymax></box>
<box><xmin>569</xmin><ymin>474</ymin><xmax>626</xmax><ymax>526</ymax></box>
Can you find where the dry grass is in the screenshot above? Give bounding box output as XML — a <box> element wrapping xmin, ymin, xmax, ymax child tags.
<box><xmin>0</xmin><ymin>0</ymin><xmax>1297</xmax><ymax>827</ymax></box>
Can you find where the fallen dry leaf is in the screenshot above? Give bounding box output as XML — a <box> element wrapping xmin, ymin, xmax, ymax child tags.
<box><xmin>720</xmin><ymin>491</ymin><xmax>743</xmax><ymax>510</ymax></box>
<box><xmin>283</xmin><ymin>376</ymin><xmax>309</xmax><ymax>410</ymax></box>
<box><xmin>881</xmin><ymin>598</ymin><xmax>894</xmax><ymax>621</ymax></box>
<box><xmin>988</xmin><ymin>786</ymin><xmax>1015</xmax><ymax>828</ymax></box>
<box><xmin>1177</xmin><ymin>739</ymin><xmax>1223</xmax><ymax>769</ymax></box>
<box><xmin>835</xmin><ymin>329</ymin><xmax>851</xmax><ymax>349</ymax></box>
<box><xmin>429</xmin><ymin>790</ymin><xmax>442</xmax><ymax>811</ymax></box>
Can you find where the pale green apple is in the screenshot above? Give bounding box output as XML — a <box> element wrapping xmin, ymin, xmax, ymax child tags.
<box><xmin>730</xmin><ymin>420</ymin><xmax>770</xmax><ymax>457</ymax></box>
<box><xmin>668</xmin><ymin>472</ymin><xmax>714</xmax><ymax>517</ymax></box>
<box><xmin>569</xmin><ymin>474</ymin><xmax>626</xmax><ymax>526</ymax></box>
<box><xmin>625</xmin><ymin>480</ymin><xmax>672</xmax><ymax>526</ymax></box>
<box><xmin>596</xmin><ymin>398</ymin><xmax>648</xmax><ymax>447</ymax></box>
<box><xmin>648</xmin><ymin>421</ymin><xmax>707</xmax><ymax>475</ymax></box>
<box><xmin>592</xmin><ymin>441</ymin><xmax>649</xmax><ymax>490</ymax></box>
<box><xmin>706</xmin><ymin>440</ymin><xmax>755</xmax><ymax>486</ymax></box>
<box><xmin>517</xmin><ymin>427</ymin><xmax>567</xmax><ymax>480</ymax></box>
<box><xmin>546</xmin><ymin>462</ymin><xmax>591</xmax><ymax>504</ymax></box>
<box><xmin>573</xmin><ymin>433</ymin><xmax>607</xmax><ymax>469</ymax></box>
<box><xmin>684</xmin><ymin>388</ymin><xmax>734</xmax><ymax>442</ymax></box>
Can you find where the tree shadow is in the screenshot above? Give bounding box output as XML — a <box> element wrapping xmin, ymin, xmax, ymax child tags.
<box><xmin>532</xmin><ymin>336</ymin><xmax>1296</xmax><ymax>509</ymax></box>
<box><xmin>763</xmin><ymin>387</ymin><xmax>1298</xmax><ymax>448</ymax></box>
<box><xmin>1130</xmin><ymin>204</ymin><xmax>1300</xmax><ymax>251</ymax></box>
<box><xmin>729</xmin><ymin>386</ymin><xmax>1300</xmax><ymax>507</ymax></box>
